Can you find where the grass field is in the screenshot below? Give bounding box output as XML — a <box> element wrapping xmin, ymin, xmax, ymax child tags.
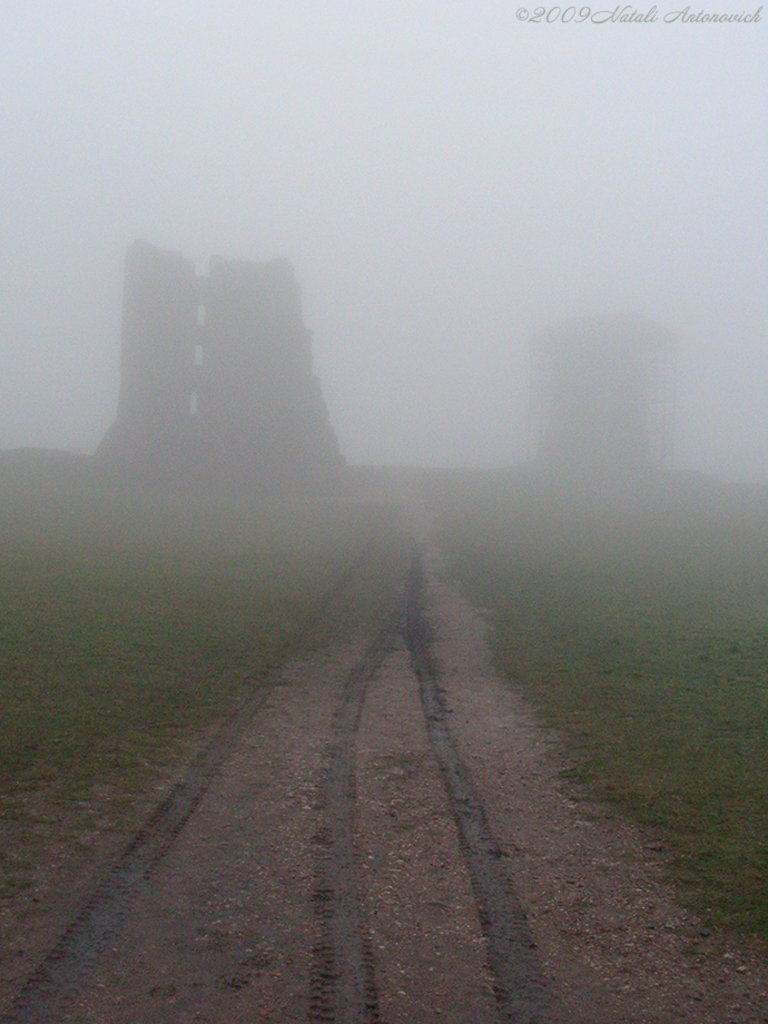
<box><xmin>0</xmin><ymin>466</ymin><xmax>407</xmax><ymax>900</ymax></box>
<box><xmin>5</xmin><ymin>458</ymin><xmax>768</xmax><ymax>944</ymax></box>
<box><xmin>428</xmin><ymin>467</ymin><xmax>768</xmax><ymax>938</ymax></box>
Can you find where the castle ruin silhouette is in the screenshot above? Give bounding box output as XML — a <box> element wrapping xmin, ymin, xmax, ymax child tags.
<box><xmin>528</xmin><ymin>313</ymin><xmax>676</xmax><ymax>476</ymax></box>
<box><xmin>97</xmin><ymin>240</ymin><xmax>342</xmax><ymax>491</ymax></box>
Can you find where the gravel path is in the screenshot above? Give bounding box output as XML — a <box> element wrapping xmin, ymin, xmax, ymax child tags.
<box><xmin>3</xmin><ymin>502</ymin><xmax>768</xmax><ymax>1022</ymax></box>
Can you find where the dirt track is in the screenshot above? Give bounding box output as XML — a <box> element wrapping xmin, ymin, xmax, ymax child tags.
<box><xmin>3</xmin><ymin>504</ymin><xmax>768</xmax><ymax>1023</ymax></box>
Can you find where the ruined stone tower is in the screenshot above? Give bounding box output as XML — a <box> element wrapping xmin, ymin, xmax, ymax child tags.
<box><xmin>528</xmin><ymin>313</ymin><xmax>675</xmax><ymax>476</ymax></box>
<box><xmin>97</xmin><ymin>240</ymin><xmax>342</xmax><ymax>490</ymax></box>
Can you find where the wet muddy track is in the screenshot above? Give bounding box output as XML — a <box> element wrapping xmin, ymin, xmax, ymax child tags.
<box><xmin>2</xmin><ymin>688</ymin><xmax>280</xmax><ymax>1024</ymax></box>
<box><xmin>404</xmin><ymin>552</ymin><xmax>550</xmax><ymax>1024</ymax></box>
<box><xmin>307</xmin><ymin>618</ymin><xmax>395</xmax><ymax>1024</ymax></box>
<box><xmin>307</xmin><ymin>549</ymin><xmax>551</xmax><ymax>1024</ymax></box>
<box><xmin>5</xmin><ymin>549</ymin><xmax>554</xmax><ymax>1024</ymax></box>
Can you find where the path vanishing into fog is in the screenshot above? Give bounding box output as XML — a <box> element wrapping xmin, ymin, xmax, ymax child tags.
<box><xmin>3</xmin><ymin>503</ymin><xmax>765</xmax><ymax>1024</ymax></box>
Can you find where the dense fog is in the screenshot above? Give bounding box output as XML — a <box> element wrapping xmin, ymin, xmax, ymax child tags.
<box><xmin>0</xmin><ymin>2</ymin><xmax>765</xmax><ymax>479</ymax></box>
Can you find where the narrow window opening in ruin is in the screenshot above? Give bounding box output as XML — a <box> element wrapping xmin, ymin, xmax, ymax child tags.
<box><xmin>190</xmin><ymin>391</ymin><xmax>198</xmax><ymax>416</ymax></box>
<box><xmin>197</xmin><ymin>304</ymin><xmax>206</xmax><ymax>327</ymax></box>
<box><xmin>194</xmin><ymin>343</ymin><xmax>204</xmax><ymax>366</ymax></box>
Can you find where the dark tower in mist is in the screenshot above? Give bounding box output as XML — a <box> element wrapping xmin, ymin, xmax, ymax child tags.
<box><xmin>97</xmin><ymin>240</ymin><xmax>342</xmax><ymax>490</ymax></box>
<box><xmin>528</xmin><ymin>313</ymin><xmax>675</xmax><ymax>476</ymax></box>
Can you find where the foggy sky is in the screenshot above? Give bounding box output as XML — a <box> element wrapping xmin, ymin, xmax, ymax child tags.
<box><xmin>1</xmin><ymin>2</ymin><xmax>765</xmax><ymax>479</ymax></box>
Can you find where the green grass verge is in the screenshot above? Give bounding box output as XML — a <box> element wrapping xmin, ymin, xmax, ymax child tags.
<box><xmin>0</xmin><ymin>475</ymin><xmax>407</xmax><ymax>897</ymax></box>
<box><xmin>428</xmin><ymin>467</ymin><xmax>768</xmax><ymax>938</ymax></box>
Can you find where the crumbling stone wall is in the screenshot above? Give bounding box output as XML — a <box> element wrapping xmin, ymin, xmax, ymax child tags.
<box><xmin>98</xmin><ymin>240</ymin><xmax>342</xmax><ymax>490</ymax></box>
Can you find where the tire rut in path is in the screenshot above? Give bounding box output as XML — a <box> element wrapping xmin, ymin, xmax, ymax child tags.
<box><xmin>1</xmin><ymin>708</ymin><xmax>261</xmax><ymax>1024</ymax></box>
<box><xmin>308</xmin><ymin>616</ymin><xmax>400</xmax><ymax>1024</ymax></box>
<box><xmin>404</xmin><ymin>550</ymin><xmax>551</xmax><ymax>1024</ymax></box>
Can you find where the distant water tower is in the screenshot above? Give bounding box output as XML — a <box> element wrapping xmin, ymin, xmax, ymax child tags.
<box><xmin>528</xmin><ymin>313</ymin><xmax>675</xmax><ymax>474</ymax></box>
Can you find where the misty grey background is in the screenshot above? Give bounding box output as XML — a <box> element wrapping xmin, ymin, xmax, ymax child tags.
<box><xmin>1</xmin><ymin>2</ymin><xmax>765</xmax><ymax>478</ymax></box>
